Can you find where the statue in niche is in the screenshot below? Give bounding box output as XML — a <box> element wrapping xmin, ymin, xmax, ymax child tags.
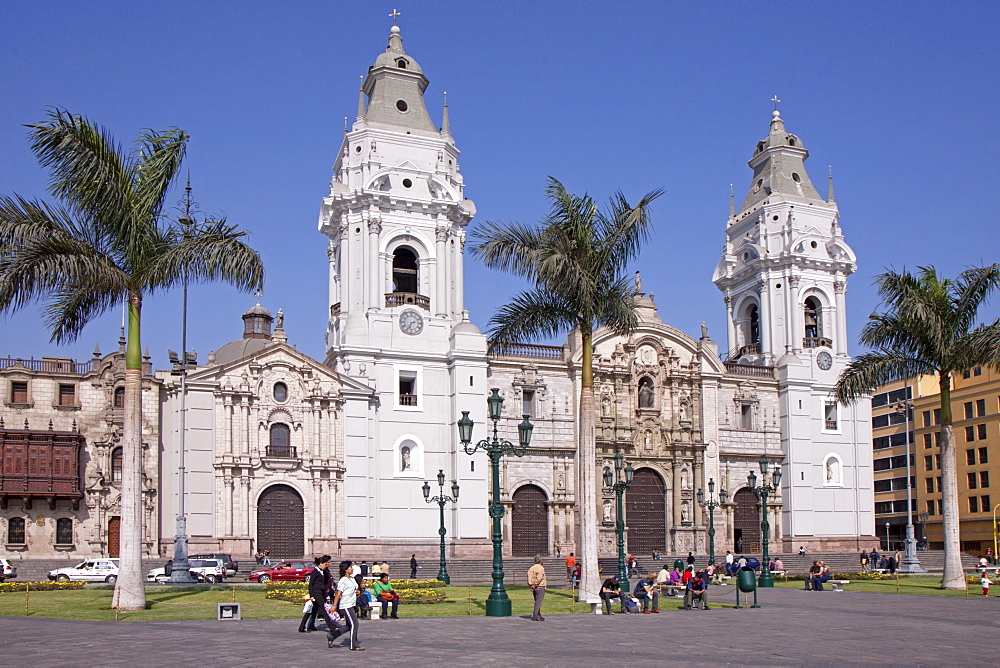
<box><xmin>644</xmin><ymin>430</ymin><xmax>652</xmax><ymax>450</ymax></box>
<box><xmin>602</xmin><ymin>499</ymin><xmax>613</xmax><ymax>523</ymax></box>
<box><xmin>681</xmin><ymin>468</ymin><xmax>690</xmax><ymax>490</ymax></box>
<box><xmin>401</xmin><ymin>446</ymin><xmax>411</xmax><ymax>471</ymax></box>
<box><xmin>557</xmin><ymin>473</ymin><xmax>566</xmax><ymax>490</ymax></box>
<box><xmin>681</xmin><ymin>501</ymin><xmax>691</xmax><ymax>523</ymax></box>
<box><xmin>826</xmin><ymin>457</ymin><xmax>840</xmax><ymax>484</ymax></box>
<box><xmin>601</xmin><ymin>395</ymin><xmax>611</xmax><ymax>417</ymax></box>
<box><xmin>679</xmin><ymin>397</ymin><xmax>689</xmax><ymax>422</ymax></box>
<box><xmin>638</xmin><ymin>378</ymin><xmax>654</xmax><ymax>408</ymax></box>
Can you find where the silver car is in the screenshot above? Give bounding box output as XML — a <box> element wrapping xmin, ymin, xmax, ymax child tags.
<box><xmin>48</xmin><ymin>559</ymin><xmax>120</xmax><ymax>583</ymax></box>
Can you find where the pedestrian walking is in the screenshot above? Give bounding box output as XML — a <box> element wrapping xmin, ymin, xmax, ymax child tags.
<box><xmin>299</xmin><ymin>556</ymin><xmax>342</xmax><ymax>640</ymax></box>
<box><xmin>527</xmin><ymin>556</ymin><xmax>547</xmax><ymax>621</ymax></box>
<box><xmin>565</xmin><ymin>552</ymin><xmax>577</xmax><ymax>580</ymax></box>
<box><xmin>410</xmin><ymin>554</ymin><xmax>418</xmax><ymax>579</ymax></box>
<box><xmin>982</xmin><ymin>574</ymin><xmax>992</xmax><ymax>596</ymax></box>
<box><xmin>332</xmin><ymin>559</ymin><xmax>364</xmax><ymax>651</ymax></box>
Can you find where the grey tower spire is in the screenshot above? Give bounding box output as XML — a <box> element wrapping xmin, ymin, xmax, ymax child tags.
<box><xmin>441</xmin><ymin>91</ymin><xmax>451</xmax><ymax>136</ymax></box>
<box><xmin>828</xmin><ymin>165</ymin><xmax>836</xmax><ymax>202</ymax></box>
<box><xmin>357</xmin><ymin>75</ymin><xmax>366</xmax><ymax>119</ymax></box>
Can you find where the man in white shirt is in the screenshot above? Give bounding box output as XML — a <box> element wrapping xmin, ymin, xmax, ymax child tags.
<box><xmin>725</xmin><ymin>551</ymin><xmax>734</xmax><ymax>566</ymax></box>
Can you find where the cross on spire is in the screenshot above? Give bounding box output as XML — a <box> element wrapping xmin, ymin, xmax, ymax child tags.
<box><xmin>389</xmin><ymin>8</ymin><xmax>401</xmax><ymax>25</ymax></box>
<box><xmin>771</xmin><ymin>95</ymin><xmax>781</xmax><ymax>111</ymax></box>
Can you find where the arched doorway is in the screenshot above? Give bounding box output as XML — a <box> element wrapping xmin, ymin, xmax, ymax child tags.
<box><xmin>510</xmin><ymin>485</ymin><xmax>548</xmax><ymax>557</ymax></box>
<box><xmin>107</xmin><ymin>516</ymin><xmax>120</xmax><ymax>558</ymax></box>
<box><xmin>257</xmin><ymin>484</ymin><xmax>304</xmax><ymax>559</ymax></box>
<box><xmin>732</xmin><ymin>487</ymin><xmax>761</xmax><ymax>554</ymax></box>
<box><xmin>626</xmin><ymin>468</ymin><xmax>666</xmax><ymax>555</ymax></box>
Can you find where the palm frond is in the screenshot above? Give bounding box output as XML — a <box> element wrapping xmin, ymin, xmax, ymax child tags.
<box><xmin>594</xmin><ymin>276</ymin><xmax>640</xmax><ymax>336</ymax></box>
<box><xmin>132</xmin><ymin>127</ymin><xmax>188</xmax><ymax>234</ymax></box>
<box><xmin>834</xmin><ymin>352</ymin><xmax>934</xmax><ymax>404</ymax></box>
<box><xmin>953</xmin><ymin>264</ymin><xmax>1000</xmax><ymax>334</ymax></box>
<box><xmin>486</xmin><ymin>288</ymin><xmax>576</xmax><ymax>355</ymax></box>
<box><xmin>142</xmin><ymin>220</ymin><xmax>264</xmax><ymax>293</ymax></box>
<box><xmin>467</xmin><ymin>219</ymin><xmax>542</xmax><ymax>279</ymax></box>
<box><xmin>26</xmin><ymin>108</ymin><xmax>132</xmax><ymax>232</ymax></box>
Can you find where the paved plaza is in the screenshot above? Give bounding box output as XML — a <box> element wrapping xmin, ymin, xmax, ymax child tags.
<box><xmin>0</xmin><ymin>587</ymin><xmax>997</xmax><ymax>666</ymax></box>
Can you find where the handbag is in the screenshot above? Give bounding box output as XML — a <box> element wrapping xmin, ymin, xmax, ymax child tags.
<box><xmin>379</xmin><ymin>591</ymin><xmax>397</xmax><ymax>601</ymax></box>
<box><xmin>302</xmin><ymin>600</ymin><xmax>313</xmax><ymax>614</ymax></box>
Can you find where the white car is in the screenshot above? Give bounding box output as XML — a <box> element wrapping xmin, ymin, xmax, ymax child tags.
<box><xmin>49</xmin><ymin>559</ymin><xmax>120</xmax><ymax>583</ymax></box>
<box><xmin>0</xmin><ymin>558</ymin><xmax>16</xmax><ymax>582</ymax></box>
<box><xmin>146</xmin><ymin>558</ymin><xmax>227</xmax><ymax>584</ymax></box>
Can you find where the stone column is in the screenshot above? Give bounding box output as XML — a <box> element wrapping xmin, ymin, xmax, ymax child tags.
<box><xmin>671</xmin><ymin>460</ymin><xmax>682</xmax><ymax>526</ymax></box>
<box><xmin>834</xmin><ymin>279</ymin><xmax>848</xmax><ymax>356</ymax></box>
<box><xmin>435</xmin><ymin>226</ymin><xmax>448</xmax><ymax>317</ymax></box>
<box><xmin>724</xmin><ymin>295</ymin><xmax>735</xmax><ymax>354</ymax></box>
<box><xmin>455</xmin><ymin>232</ymin><xmax>466</xmax><ymax>316</ymax></box>
<box><xmin>790</xmin><ymin>277</ymin><xmax>802</xmax><ymax>353</ymax></box>
<box><xmin>339</xmin><ymin>223</ymin><xmax>351</xmax><ymax>312</ymax></box>
<box><xmin>224</xmin><ymin>476</ymin><xmax>234</xmax><ymax>536</ymax></box>
<box><xmin>367</xmin><ymin>218</ymin><xmax>381</xmax><ymax>311</ymax></box>
<box><xmin>693</xmin><ymin>459</ymin><xmax>704</xmax><ymax>526</ymax></box>
<box><xmin>758</xmin><ymin>279</ymin><xmax>771</xmax><ymax>357</ymax></box>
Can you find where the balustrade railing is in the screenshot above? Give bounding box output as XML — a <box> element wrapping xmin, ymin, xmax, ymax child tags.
<box><xmin>385</xmin><ymin>292</ymin><xmax>430</xmax><ymax>310</ymax></box>
<box><xmin>803</xmin><ymin>337</ymin><xmax>833</xmax><ymax>349</ymax></box>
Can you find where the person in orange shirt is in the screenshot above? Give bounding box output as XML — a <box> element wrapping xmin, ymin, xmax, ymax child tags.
<box><xmin>565</xmin><ymin>553</ymin><xmax>576</xmax><ymax>580</ymax></box>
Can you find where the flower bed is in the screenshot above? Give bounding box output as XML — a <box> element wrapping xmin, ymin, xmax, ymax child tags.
<box><xmin>833</xmin><ymin>571</ymin><xmax>907</xmax><ymax>581</ymax></box>
<box><xmin>264</xmin><ymin>580</ymin><xmax>446</xmax><ymax>604</ymax></box>
<box><xmin>0</xmin><ymin>581</ymin><xmax>86</xmax><ymax>593</ymax></box>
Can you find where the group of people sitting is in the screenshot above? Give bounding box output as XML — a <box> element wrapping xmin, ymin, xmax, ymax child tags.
<box><xmin>805</xmin><ymin>561</ymin><xmax>832</xmax><ymax>591</ymax></box>
<box><xmin>599</xmin><ymin>565</ymin><xmax>711</xmax><ymax>614</ymax></box>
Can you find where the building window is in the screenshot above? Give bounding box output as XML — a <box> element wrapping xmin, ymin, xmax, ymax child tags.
<box><xmin>273</xmin><ymin>382</ymin><xmax>288</xmax><ymax>403</ymax></box>
<box><xmin>391</xmin><ymin>247</ymin><xmax>419</xmax><ymax>294</ymax></box>
<box><xmin>976</xmin><ymin>399</ymin><xmax>986</xmax><ymax>417</ymax></box>
<box><xmin>926</xmin><ymin>500</ymin><xmax>935</xmax><ymax>515</ymax></box>
<box><xmin>803</xmin><ymin>296</ymin><xmax>822</xmax><ymax>339</ymax></box>
<box><xmin>874</xmin><ymin>501</ymin><xmax>893</xmax><ymax>514</ymax></box>
<box><xmin>58</xmin><ymin>384</ymin><xmax>76</xmax><ymax>406</ymax></box>
<box><xmin>935</xmin><ymin>454</ymin><xmax>941</xmax><ymax>469</ymax></box>
<box><xmin>399</xmin><ymin>374</ymin><xmax>417</xmax><ymax>406</ymax></box>
<box><xmin>740</xmin><ymin>403</ymin><xmax>754</xmax><ymax>430</ymax></box>
<box><xmin>964</xmin><ymin>402</ymin><xmax>974</xmax><ymax>419</ymax></box>
<box><xmin>925</xmin><ymin>477</ymin><xmax>934</xmax><ymax>493</ymax></box>
<box><xmin>55</xmin><ymin>518</ymin><xmax>73</xmax><ymax>545</ymax></box>
<box><xmin>979</xmin><ymin>447</ymin><xmax>988</xmax><ymax>464</ymax></box>
<box><xmin>11</xmin><ymin>380</ymin><xmax>28</xmax><ymax>404</ymax></box>
<box><xmin>967</xmin><ymin>449</ymin><xmax>976</xmax><ymax>465</ymax></box>
<box><xmin>111</xmin><ymin>447</ymin><xmax>123</xmax><ymax>484</ymax></box>
<box><xmin>983</xmin><ymin>495</ymin><xmax>991</xmax><ymax>511</ymax></box>
<box><xmin>874</xmin><ymin>479</ymin><xmax>891</xmax><ymax>493</ymax></box>
<box><xmin>114</xmin><ymin>386</ymin><xmax>125</xmax><ymax>408</ymax></box>
<box><xmin>924</xmin><ymin>455</ymin><xmax>933</xmax><ymax>471</ymax></box>
<box><xmin>522</xmin><ymin>389</ymin><xmax>535</xmax><ymax>417</ymax></box>
<box><xmin>968</xmin><ymin>472</ymin><xmax>978</xmax><ymax>489</ymax></box>
<box><xmin>268</xmin><ymin>423</ymin><xmax>293</xmax><ymax>457</ymax></box>
<box><xmin>933</xmin><ymin>408</ymin><xmax>940</xmax><ymax>425</ymax></box>
<box><xmin>748</xmin><ymin>304</ymin><xmax>760</xmax><ymax>345</ymax></box>
<box><xmin>965</xmin><ymin>426</ymin><xmax>975</xmax><ymax>442</ymax></box>
<box><xmin>923</xmin><ymin>433</ymin><xmax>933</xmax><ymax>449</ymax></box>
<box><xmin>638</xmin><ymin>377</ymin><xmax>655</xmax><ymax>409</ymax></box>
<box><xmin>974</xmin><ymin>366</ymin><xmax>982</xmax><ymax>376</ymax></box>
<box><xmin>969</xmin><ymin>496</ymin><xmax>979</xmax><ymax>513</ymax></box>
<box><xmin>922</xmin><ymin>410</ymin><xmax>931</xmax><ymax>427</ymax></box>
<box><xmin>981</xmin><ymin>471</ymin><xmax>990</xmax><ymax>488</ymax></box>
<box><xmin>824</xmin><ymin>402</ymin><xmax>839</xmax><ymax>431</ymax></box>
<box><xmin>7</xmin><ymin>517</ymin><xmax>25</xmax><ymax>544</ymax></box>
<box><xmin>978</xmin><ymin>424</ymin><xmax>987</xmax><ymax>440</ymax></box>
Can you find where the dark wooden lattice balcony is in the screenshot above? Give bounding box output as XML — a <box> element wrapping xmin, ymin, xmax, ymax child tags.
<box><xmin>0</xmin><ymin>425</ymin><xmax>84</xmax><ymax>509</ymax></box>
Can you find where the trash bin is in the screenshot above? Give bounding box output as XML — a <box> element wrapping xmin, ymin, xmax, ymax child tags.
<box><xmin>673</xmin><ymin>559</ymin><xmax>685</xmax><ymax>571</ymax></box>
<box><xmin>737</xmin><ymin>567</ymin><xmax>757</xmax><ymax>593</ymax></box>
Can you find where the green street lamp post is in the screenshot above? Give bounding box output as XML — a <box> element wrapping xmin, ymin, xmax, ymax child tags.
<box><xmin>602</xmin><ymin>450</ymin><xmax>634</xmax><ymax>590</ymax></box>
<box><xmin>697</xmin><ymin>478</ymin><xmax>728</xmax><ymax>568</ymax></box>
<box><xmin>422</xmin><ymin>470</ymin><xmax>460</xmax><ymax>585</ymax></box>
<box><xmin>748</xmin><ymin>454</ymin><xmax>781</xmax><ymax>588</ymax></box>
<box><xmin>457</xmin><ymin>388</ymin><xmax>533</xmax><ymax>617</ymax></box>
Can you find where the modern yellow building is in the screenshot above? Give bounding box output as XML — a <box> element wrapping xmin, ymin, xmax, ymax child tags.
<box><xmin>872</xmin><ymin>368</ymin><xmax>1000</xmax><ymax>557</ymax></box>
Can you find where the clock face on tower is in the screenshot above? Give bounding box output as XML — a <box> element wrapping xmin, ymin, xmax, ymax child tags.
<box><xmin>816</xmin><ymin>350</ymin><xmax>833</xmax><ymax>370</ymax></box>
<box><xmin>399</xmin><ymin>309</ymin><xmax>424</xmax><ymax>335</ymax></box>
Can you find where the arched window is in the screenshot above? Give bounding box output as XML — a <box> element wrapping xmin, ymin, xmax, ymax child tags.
<box><xmin>392</xmin><ymin>247</ymin><xmax>419</xmax><ymax>294</ymax></box>
<box><xmin>748</xmin><ymin>304</ymin><xmax>760</xmax><ymax>345</ymax></box>
<box><xmin>273</xmin><ymin>382</ymin><xmax>288</xmax><ymax>403</ymax></box>
<box><xmin>114</xmin><ymin>386</ymin><xmax>125</xmax><ymax>408</ymax></box>
<box><xmin>56</xmin><ymin>518</ymin><xmax>73</xmax><ymax>545</ymax></box>
<box><xmin>268</xmin><ymin>423</ymin><xmax>293</xmax><ymax>458</ymax></box>
<box><xmin>111</xmin><ymin>447</ymin><xmax>123</xmax><ymax>484</ymax></box>
<box><xmin>804</xmin><ymin>297</ymin><xmax>821</xmax><ymax>340</ymax></box>
<box><xmin>638</xmin><ymin>377</ymin><xmax>655</xmax><ymax>409</ymax></box>
<box><xmin>7</xmin><ymin>517</ymin><xmax>25</xmax><ymax>544</ymax></box>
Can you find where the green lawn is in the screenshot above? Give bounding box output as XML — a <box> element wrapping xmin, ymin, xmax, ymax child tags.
<box><xmin>774</xmin><ymin>575</ymin><xmax>976</xmax><ymax>597</ymax></box>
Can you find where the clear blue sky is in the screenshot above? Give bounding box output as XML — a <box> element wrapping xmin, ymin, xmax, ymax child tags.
<box><xmin>2</xmin><ymin>1</ymin><xmax>998</xmax><ymax>367</ymax></box>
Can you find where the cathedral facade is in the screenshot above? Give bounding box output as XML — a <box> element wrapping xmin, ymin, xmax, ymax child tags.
<box><xmin>0</xmin><ymin>25</ymin><xmax>875</xmax><ymax>559</ymax></box>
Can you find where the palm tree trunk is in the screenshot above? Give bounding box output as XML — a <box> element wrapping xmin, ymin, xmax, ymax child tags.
<box><xmin>576</xmin><ymin>329</ymin><xmax>600</xmax><ymax>603</ymax></box>
<box><xmin>938</xmin><ymin>376</ymin><xmax>964</xmax><ymax>589</ymax></box>
<box><xmin>112</xmin><ymin>295</ymin><xmax>147</xmax><ymax>611</ymax></box>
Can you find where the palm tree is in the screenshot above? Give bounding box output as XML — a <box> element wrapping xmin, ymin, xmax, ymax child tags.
<box><xmin>0</xmin><ymin>109</ymin><xmax>264</xmax><ymax>610</ymax></box>
<box><xmin>469</xmin><ymin>177</ymin><xmax>661</xmax><ymax>602</ymax></box>
<box><xmin>835</xmin><ymin>265</ymin><xmax>1000</xmax><ymax>589</ymax></box>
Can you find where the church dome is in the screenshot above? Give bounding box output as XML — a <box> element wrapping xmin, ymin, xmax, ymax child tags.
<box><xmin>211</xmin><ymin>337</ymin><xmax>274</xmax><ymax>366</ymax></box>
<box><xmin>243</xmin><ymin>303</ymin><xmax>272</xmax><ymax>318</ymax></box>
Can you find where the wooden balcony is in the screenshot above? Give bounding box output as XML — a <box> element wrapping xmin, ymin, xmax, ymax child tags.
<box><xmin>0</xmin><ymin>427</ymin><xmax>84</xmax><ymax>508</ymax></box>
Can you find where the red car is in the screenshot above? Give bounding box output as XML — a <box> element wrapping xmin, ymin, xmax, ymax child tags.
<box><xmin>247</xmin><ymin>560</ymin><xmax>314</xmax><ymax>583</ymax></box>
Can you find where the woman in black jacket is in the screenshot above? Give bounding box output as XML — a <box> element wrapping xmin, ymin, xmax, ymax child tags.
<box><xmin>299</xmin><ymin>555</ymin><xmax>342</xmax><ymax>639</ymax></box>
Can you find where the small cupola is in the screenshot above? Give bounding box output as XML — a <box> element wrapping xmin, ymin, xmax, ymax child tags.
<box><xmin>242</xmin><ymin>301</ymin><xmax>274</xmax><ymax>340</ymax></box>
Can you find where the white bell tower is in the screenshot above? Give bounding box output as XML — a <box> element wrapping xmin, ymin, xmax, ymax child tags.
<box><xmin>317</xmin><ymin>23</ymin><xmax>489</xmax><ymax>552</ymax></box>
<box><xmin>713</xmin><ymin>107</ymin><xmax>875</xmax><ymax>551</ymax></box>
